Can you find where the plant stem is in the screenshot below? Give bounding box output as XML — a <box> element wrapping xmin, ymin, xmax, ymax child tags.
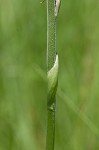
<box><xmin>46</xmin><ymin>0</ymin><xmax>56</xmax><ymax>149</ymax></box>
<box><xmin>47</xmin><ymin>0</ymin><xmax>56</xmax><ymax>70</ymax></box>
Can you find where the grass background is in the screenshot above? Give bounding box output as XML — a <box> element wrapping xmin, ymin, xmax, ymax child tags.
<box><xmin>0</xmin><ymin>0</ymin><xmax>99</xmax><ymax>149</ymax></box>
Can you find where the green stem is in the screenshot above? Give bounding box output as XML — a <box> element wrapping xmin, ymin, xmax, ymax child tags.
<box><xmin>47</xmin><ymin>0</ymin><xmax>56</xmax><ymax>70</ymax></box>
<box><xmin>46</xmin><ymin>0</ymin><xmax>56</xmax><ymax>150</ymax></box>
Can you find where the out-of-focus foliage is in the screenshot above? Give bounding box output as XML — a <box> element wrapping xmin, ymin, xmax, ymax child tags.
<box><xmin>0</xmin><ymin>0</ymin><xmax>99</xmax><ymax>149</ymax></box>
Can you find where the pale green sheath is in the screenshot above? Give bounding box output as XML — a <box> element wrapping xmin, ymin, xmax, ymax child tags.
<box><xmin>47</xmin><ymin>54</ymin><xmax>59</xmax><ymax>110</ymax></box>
<box><xmin>55</xmin><ymin>0</ymin><xmax>61</xmax><ymax>17</ymax></box>
<box><xmin>47</xmin><ymin>0</ymin><xmax>60</xmax><ymax>110</ymax></box>
<box><xmin>41</xmin><ymin>0</ymin><xmax>61</xmax><ymax>17</ymax></box>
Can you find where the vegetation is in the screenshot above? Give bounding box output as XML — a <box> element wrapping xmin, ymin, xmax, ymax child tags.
<box><xmin>46</xmin><ymin>0</ymin><xmax>58</xmax><ymax>149</ymax></box>
<box><xmin>0</xmin><ymin>0</ymin><xmax>99</xmax><ymax>150</ymax></box>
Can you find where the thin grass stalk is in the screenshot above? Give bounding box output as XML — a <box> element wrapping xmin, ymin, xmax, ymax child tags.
<box><xmin>46</xmin><ymin>0</ymin><xmax>56</xmax><ymax>149</ymax></box>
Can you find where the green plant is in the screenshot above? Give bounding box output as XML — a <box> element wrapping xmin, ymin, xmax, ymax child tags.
<box><xmin>46</xmin><ymin>0</ymin><xmax>60</xmax><ymax>149</ymax></box>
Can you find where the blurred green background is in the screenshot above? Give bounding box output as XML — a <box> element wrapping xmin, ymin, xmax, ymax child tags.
<box><xmin>0</xmin><ymin>0</ymin><xmax>99</xmax><ymax>149</ymax></box>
